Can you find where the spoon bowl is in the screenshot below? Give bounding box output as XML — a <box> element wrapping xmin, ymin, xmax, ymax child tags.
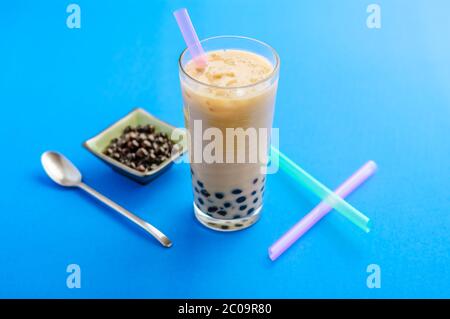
<box><xmin>41</xmin><ymin>151</ymin><xmax>82</xmax><ymax>187</ymax></box>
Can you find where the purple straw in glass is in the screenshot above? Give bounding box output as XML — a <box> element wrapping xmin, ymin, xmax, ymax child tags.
<box><xmin>269</xmin><ymin>161</ymin><xmax>377</xmax><ymax>261</ymax></box>
<box><xmin>173</xmin><ymin>8</ymin><xmax>207</xmax><ymax>67</ymax></box>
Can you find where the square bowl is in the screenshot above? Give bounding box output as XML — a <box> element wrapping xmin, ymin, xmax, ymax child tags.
<box><xmin>83</xmin><ymin>108</ymin><xmax>187</xmax><ymax>184</ymax></box>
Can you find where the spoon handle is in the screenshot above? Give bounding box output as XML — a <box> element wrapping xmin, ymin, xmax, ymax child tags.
<box><xmin>77</xmin><ymin>182</ymin><xmax>172</xmax><ymax>247</ymax></box>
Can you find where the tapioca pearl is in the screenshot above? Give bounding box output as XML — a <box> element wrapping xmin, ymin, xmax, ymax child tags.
<box><xmin>251</xmin><ymin>190</ymin><xmax>257</xmax><ymax>196</ymax></box>
<box><xmin>194</xmin><ymin>187</ymin><xmax>200</xmax><ymax>193</ymax></box>
<box><xmin>235</xmin><ymin>223</ymin><xmax>243</xmax><ymax>227</ymax></box>
<box><xmin>247</xmin><ymin>207</ymin><xmax>255</xmax><ymax>215</ymax></box>
<box><xmin>260</xmin><ymin>185</ymin><xmax>265</xmax><ymax>192</ymax></box>
<box><xmin>253</xmin><ymin>178</ymin><xmax>258</xmax><ymax>184</ymax></box>
<box><xmin>190</xmin><ymin>168</ymin><xmax>194</xmax><ymax>175</ymax></box>
<box><xmin>236</xmin><ymin>196</ymin><xmax>246</xmax><ymax>203</ymax></box>
<box><xmin>224</xmin><ymin>202</ymin><xmax>231</xmax><ymax>208</ymax></box>
<box><xmin>231</xmin><ymin>189</ymin><xmax>242</xmax><ymax>195</ymax></box>
<box><xmin>208</xmin><ymin>206</ymin><xmax>218</xmax><ymax>213</ymax></box>
<box><xmin>206</xmin><ymin>212</ymin><xmax>213</xmax><ymax>217</ymax></box>
<box><xmin>262</xmin><ymin>176</ymin><xmax>266</xmax><ymax>183</ymax></box>
<box><xmin>197</xmin><ymin>180</ymin><xmax>204</xmax><ymax>188</ymax></box>
<box><xmin>217</xmin><ymin>210</ymin><xmax>227</xmax><ymax>216</ymax></box>
<box><xmin>198</xmin><ymin>197</ymin><xmax>204</xmax><ymax>205</ymax></box>
<box><xmin>239</xmin><ymin>205</ymin><xmax>247</xmax><ymax>211</ymax></box>
<box><xmin>215</xmin><ymin>192</ymin><xmax>224</xmax><ymax>199</ymax></box>
<box><xmin>253</xmin><ymin>197</ymin><xmax>258</xmax><ymax>204</ymax></box>
<box><xmin>221</xmin><ymin>225</ymin><xmax>229</xmax><ymax>230</ymax></box>
<box><xmin>233</xmin><ymin>214</ymin><xmax>241</xmax><ymax>219</ymax></box>
<box><xmin>201</xmin><ymin>189</ymin><xmax>210</xmax><ymax>197</ymax></box>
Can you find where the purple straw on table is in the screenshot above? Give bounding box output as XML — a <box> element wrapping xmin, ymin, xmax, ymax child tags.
<box><xmin>173</xmin><ymin>8</ymin><xmax>207</xmax><ymax>67</ymax></box>
<box><xmin>268</xmin><ymin>160</ymin><xmax>377</xmax><ymax>261</ymax></box>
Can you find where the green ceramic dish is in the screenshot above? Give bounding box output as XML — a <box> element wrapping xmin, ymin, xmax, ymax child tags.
<box><xmin>83</xmin><ymin>108</ymin><xmax>187</xmax><ymax>184</ymax></box>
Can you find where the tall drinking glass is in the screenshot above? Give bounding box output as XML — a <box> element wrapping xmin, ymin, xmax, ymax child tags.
<box><xmin>179</xmin><ymin>36</ymin><xmax>279</xmax><ymax>231</ymax></box>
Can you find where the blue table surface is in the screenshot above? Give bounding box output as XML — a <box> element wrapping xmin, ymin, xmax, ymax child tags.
<box><xmin>1</xmin><ymin>0</ymin><xmax>449</xmax><ymax>298</ymax></box>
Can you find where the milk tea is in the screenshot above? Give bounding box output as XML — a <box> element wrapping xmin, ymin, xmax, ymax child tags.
<box><xmin>180</xmin><ymin>49</ymin><xmax>278</xmax><ymax>231</ymax></box>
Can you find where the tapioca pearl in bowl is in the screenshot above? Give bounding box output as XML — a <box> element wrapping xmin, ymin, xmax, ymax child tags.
<box><xmin>224</xmin><ymin>202</ymin><xmax>231</xmax><ymax>208</ymax></box>
<box><xmin>197</xmin><ymin>180</ymin><xmax>204</xmax><ymax>188</ymax></box>
<box><xmin>247</xmin><ymin>207</ymin><xmax>255</xmax><ymax>215</ymax></box>
<box><xmin>251</xmin><ymin>190</ymin><xmax>257</xmax><ymax>196</ymax></box>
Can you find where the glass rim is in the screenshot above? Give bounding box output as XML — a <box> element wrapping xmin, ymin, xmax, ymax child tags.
<box><xmin>178</xmin><ymin>35</ymin><xmax>280</xmax><ymax>90</ymax></box>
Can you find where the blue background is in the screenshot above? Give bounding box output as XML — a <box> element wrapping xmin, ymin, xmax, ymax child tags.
<box><xmin>1</xmin><ymin>0</ymin><xmax>449</xmax><ymax>298</ymax></box>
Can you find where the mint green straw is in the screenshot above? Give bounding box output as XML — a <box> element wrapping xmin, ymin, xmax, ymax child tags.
<box><xmin>271</xmin><ymin>147</ymin><xmax>371</xmax><ymax>232</ymax></box>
